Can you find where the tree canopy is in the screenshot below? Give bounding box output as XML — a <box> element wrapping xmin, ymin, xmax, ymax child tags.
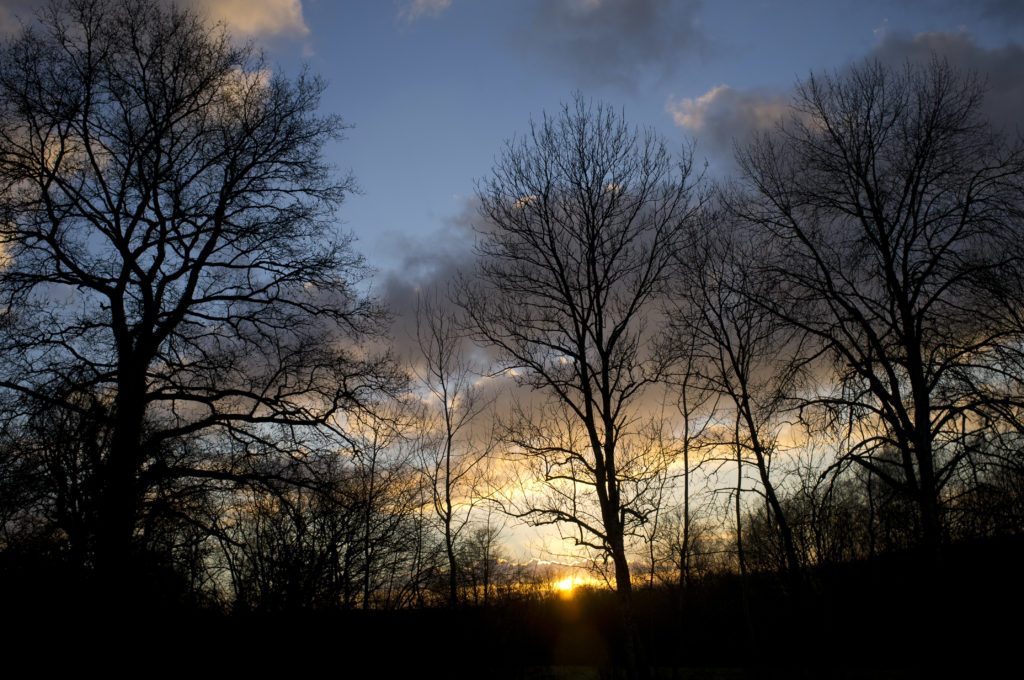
<box><xmin>0</xmin><ymin>0</ymin><xmax>395</xmax><ymax>597</ymax></box>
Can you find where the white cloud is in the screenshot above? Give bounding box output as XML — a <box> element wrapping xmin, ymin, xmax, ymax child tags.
<box><xmin>398</xmin><ymin>0</ymin><xmax>453</xmax><ymax>23</ymax></box>
<box><xmin>667</xmin><ymin>85</ymin><xmax>731</xmax><ymax>132</ymax></box>
<box><xmin>189</xmin><ymin>0</ymin><xmax>309</xmax><ymax>38</ymax></box>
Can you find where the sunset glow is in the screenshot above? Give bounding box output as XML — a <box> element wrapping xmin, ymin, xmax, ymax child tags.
<box><xmin>555</xmin><ymin>573</ymin><xmax>598</xmax><ymax>596</ymax></box>
<box><xmin>0</xmin><ymin>2</ymin><xmax>1019</xmax><ymax>675</ymax></box>
<box><xmin>556</xmin><ymin>577</ymin><xmax>576</xmax><ymax>593</ymax></box>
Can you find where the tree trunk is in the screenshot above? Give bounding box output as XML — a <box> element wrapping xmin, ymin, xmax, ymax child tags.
<box><xmin>96</xmin><ymin>367</ymin><xmax>147</xmax><ymax>608</ymax></box>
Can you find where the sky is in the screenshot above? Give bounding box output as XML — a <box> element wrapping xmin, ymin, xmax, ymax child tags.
<box><xmin>3</xmin><ymin>0</ymin><xmax>1020</xmax><ymax>337</ymax></box>
<box><xmin>1</xmin><ymin>0</ymin><xmax>1021</xmax><ymax>559</ymax></box>
<box><xmin>175</xmin><ymin>0</ymin><xmax>1023</xmax><ymax>345</ymax></box>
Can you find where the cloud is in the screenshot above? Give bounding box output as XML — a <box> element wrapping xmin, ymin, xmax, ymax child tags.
<box><xmin>187</xmin><ymin>0</ymin><xmax>309</xmax><ymax>38</ymax></box>
<box><xmin>397</xmin><ymin>0</ymin><xmax>453</xmax><ymax>23</ymax></box>
<box><xmin>0</xmin><ymin>0</ymin><xmax>38</xmax><ymax>34</ymax></box>
<box><xmin>0</xmin><ymin>1</ymin><xmax>310</xmax><ymax>39</ymax></box>
<box><xmin>868</xmin><ymin>31</ymin><xmax>1024</xmax><ymax>134</ymax></box>
<box><xmin>862</xmin><ymin>0</ymin><xmax>1024</xmax><ymax>31</ymax></box>
<box><xmin>517</xmin><ymin>0</ymin><xmax>706</xmax><ymax>89</ymax></box>
<box><xmin>945</xmin><ymin>0</ymin><xmax>1024</xmax><ymax>27</ymax></box>
<box><xmin>668</xmin><ymin>31</ymin><xmax>1024</xmax><ymax>161</ymax></box>
<box><xmin>377</xmin><ymin>196</ymin><xmax>482</xmax><ymax>358</ymax></box>
<box><xmin>667</xmin><ymin>85</ymin><xmax>790</xmax><ymax>157</ymax></box>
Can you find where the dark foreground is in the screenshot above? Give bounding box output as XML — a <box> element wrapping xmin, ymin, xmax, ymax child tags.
<box><xmin>3</xmin><ymin>537</ymin><xmax>1020</xmax><ymax>678</ymax></box>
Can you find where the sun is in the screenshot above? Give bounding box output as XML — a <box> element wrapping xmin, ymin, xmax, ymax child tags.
<box><xmin>556</xmin><ymin>577</ymin><xmax>576</xmax><ymax>593</ymax></box>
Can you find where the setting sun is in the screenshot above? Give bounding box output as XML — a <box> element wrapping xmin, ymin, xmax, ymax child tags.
<box><xmin>555</xmin><ymin>574</ymin><xmax>596</xmax><ymax>597</ymax></box>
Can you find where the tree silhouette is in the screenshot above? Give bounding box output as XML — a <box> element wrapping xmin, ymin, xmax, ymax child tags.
<box><xmin>0</xmin><ymin>0</ymin><xmax>395</xmax><ymax>603</ymax></box>
<box><xmin>459</xmin><ymin>94</ymin><xmax>702</xmax><ymax>673</ymax></box>
<box><xmin>670</xmin><ymin>210</ymin><xmax>806</xmax><ymax>586</ymax></box>
<box><xmin>414</xmin><ymin>289</ymin><xmax>491</xmax><ymax>607</ymax></box>
<box><xmin>735</xmin><ymin>58</ymin><xmax>1024</xmax><ymax>562</ymax></box>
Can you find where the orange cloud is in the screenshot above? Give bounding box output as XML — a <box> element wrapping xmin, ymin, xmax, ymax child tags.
<box><xmin>190</xmin><ymin>0</ymin><xmax>309</xmax><ymax>38</ymax></box>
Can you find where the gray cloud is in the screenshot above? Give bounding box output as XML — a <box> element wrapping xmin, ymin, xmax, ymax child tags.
<box><xmin>667</xmin><ymin>85</ymin><xmax>790</xmax><ymax>159</ymax></box>
<box><xmin>669</xmin><ymin>31</ymin><xmax>1024</xmax><ymax>163</ymax></box>
<box><xmin>868</xmin><ymin>31</ymin><xmax>1024</xmax><ymax>135</ymax></box>
<box><xmin>516</xmin><ymin>0</ymin><xmax>707</xmax><ymax>89</ymax></box>
<box><xmin>860</xmin><ymin>0</ymin><xmax>1024</xmax><ymax>30</ymax></box>
<box><xmin>0</xmin><ymin>0</ymin><xmax>39</xmax><ymax>34</ymax></box>
<box><xmin>939</xmin><ymin>0</ymin><xmax>1024</xmax><ymax>27</ymax></box>
<box><xmin>377</xmin><ymin>196</ymin><xmax>482</xmax><ymax>357</ymax></box>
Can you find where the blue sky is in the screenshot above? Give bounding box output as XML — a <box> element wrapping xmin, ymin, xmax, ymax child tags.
<box><xmin>0</xmin><ymin>0</ymin><xmax>1020</xmax><ymax>562</ymax></box>
<box><xmin>212</xmin><ymin>0</ymin><xmax>1023</xmax><ymax>316</ymax></box>
<box><xmin>1</xmin><ymin>0</ymin><xmax>1020</xmax><ymax>324</ymax></box>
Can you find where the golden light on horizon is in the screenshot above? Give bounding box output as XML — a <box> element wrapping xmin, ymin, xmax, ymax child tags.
<box><xmin>555</xmin><ymin>574</ymin><xmax>591</xmax><ymax>597</ymax></box>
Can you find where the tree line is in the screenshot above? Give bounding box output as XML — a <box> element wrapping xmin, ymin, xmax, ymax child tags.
<box><xmin>1</xmin><ymin>0</ymin><xmax>1022</xmax><ymax>638</ymax></box>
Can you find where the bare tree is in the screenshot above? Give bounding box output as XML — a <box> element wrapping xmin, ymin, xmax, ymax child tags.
<box><xmin>662</xmin><ymin>296</ymin><xmax>720</xmax><ymax>593</ymax></box>
<box><xmin>0</xmin><ymin>0</ymin><xmax>396</xmax><ymax>601</ymax></box>
<box><xmin>414</xmin><ymin>289</ymin><xmax>491</xmax><ymax>607</ymax></box>
<box><xmin>345</xmin><ymin>404</ymin><xmax>427</xmax><ymax>610</ymax></box>
<box><xmin>670</xmin><ymin>211</ymin><xmax>806</xmax><ymax>585</ymax></box>
<box><xmin>458</xmin><ymin>94</ymin><xmax>701</xmax><ymax>671</ymax></box>
<box><xmin>458</xmin><ymin>507</ymin><xmax>506</xmax><ymax>606</ymax></box>
<box><xmin>735</xmin><ymin>57</ymin><xmax>1024</xmax><ymax>562</ymax></box>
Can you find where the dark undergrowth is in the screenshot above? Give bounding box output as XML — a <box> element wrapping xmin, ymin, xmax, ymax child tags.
<box><xmin>3</xmin><ymin>535</ymin><xmax>1020</xmax><ymax>678</ymax></box>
